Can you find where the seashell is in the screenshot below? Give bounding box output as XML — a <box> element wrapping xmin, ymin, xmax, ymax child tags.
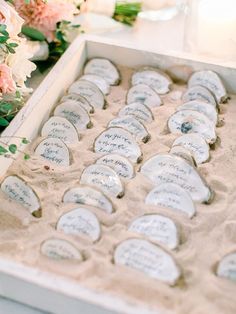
<box><xmin>94</xmin><ymin>127</ymin><xmax>142</xmax><ymax>163</ymax></box>
<box><xmin>141</xmin><ymin>154</ymin><xmax>213</xmax><ymax>203</ymax></box>
<box><xmin>80</xmin><ymin>74</ymin><xmax>110</xmax><ymax>95</ymax></box>
<box><xmin>80</xmin><ymin>164</ymin><xmax>124</xmax><ymax>198</ymax></box>
<box><xmin>60</xmin><ymin>94</ymin><xmax>94</xmax><ymax>114</ymax></box>
<box><xmin>131</xmin><ymin>68</ymin><xmax>172</xmax><ymax>94</ymax></box>
<box><xmin>84</xmin><ymin>58</ymin><xmax>120</xmax><ymax>85</ymax></box>
<box><xmin>119</xmin><ymin>102</ymin><xmax>154</xmax><ymax>124</ymax></box>
<box><xmin>167</xmin><ymin>109</ymin><xmax>216</xmax><ymax>144</ymax></box>
<box><xmin>108</xmin><ymin>116</ymin><xmax>150</xmax><ymax>143</ymax></box>
<box><xmin>172</xmin><ymin>133</ymin><xmax>210</xmax><ymax>164</ymax></box>
<box><xmin>35</xmin><ymin>137</ymin><xmax>70</xmax><ymax>166</ymax></box>
<box><xmin>41</xmin><ymin>238</ymin><xmax>83</xmax><ymax>261</ymax></box>
<box><xmin>96</xmin><ymin>153</ymin><xmax>135</xmax><ymax>179</ymax></box>
<box><xmin>182</xmin><ymin>85</ymin><xmax>217</xmax><ymax>108</ymax></box>
<box><xmin>1</xmin><ymin>176</ymin><xmax>41</xmax><ymax>218</ymax></box>
<box><xmin>188</xmin><ymin>70</ymin><xmax>227</xmax><ymax>103</ymax></box>
<box><xmin>177</xmin><ymin>100</ymin><xmax>218</xmax><ymax>125</ymax></box>
<box><xmin>41</xmin><ymin>116</ymin><xmax>79</xmax><ymax>144</ymax></box>
<box><xmin>145</xmin><ymin>183</ymin><xmax>196</xmax><ymax>218</ymax></box>
<box><xmin>126</xmin><ymin>84</ymin><xmax>163</xmax><ymax>108</ymax></box>
<box><xmin>68</xmin><ymin>80</ymin><xmax>106</xmax><ymax>109</ymax></box>
<box><xmin>63</xmin><ymin>186</ymin><xmax>113</xmax><ymax>214</ymax></box>
<box><xmin>114</xmin><ymin>238</ymin><xmax>181</xmax><ymax>285</ymax></box>
<box><xmin>56</xmin><ymin>207</ymin><xmax>101</xmax><ymax>242</ymax></box>
<box><xmin>216</xmin><ymin>252</ymin><xmax>236</xmax><ymax>282</ymax></box>
<box><xmin>129</xmin><ymin>214</ymin><xmax>179</xmax><ymax>249</ymax></box>
<box><xmin>54</xmin><ymin>101</ymin><xmax>92</xmax><ymax>130</ymax></box>
<box><xmin>166</xmin><ymin>65</ymin><xmax>193</xmax><ymax>84</ymax></box>
<box><xmin>170</xmin><ymin>145</ymin><xmax>196</xmax><ymax>167</ymax></box>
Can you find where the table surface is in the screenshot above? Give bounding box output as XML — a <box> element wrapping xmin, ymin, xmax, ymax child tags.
<box><xmin>0</xmin><ymin>11</ymin><xmax>194</xmax><ymax>314</ymax></box>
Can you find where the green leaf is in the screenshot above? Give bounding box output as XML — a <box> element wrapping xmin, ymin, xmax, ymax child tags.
<box><xmin>22</xmin><ymin>26</ymin><xmax>46</xmax><ymax>41</ymax></box>
<box><xmin>22</xmin><ymin>138</ymin><xmax>29</xmax><ymax>144</ymax></box>
<box><xmin>0</xmin><ymin>117</ymin><xmax>9</xmax><ymax>126</ymax></box>
<box><xmin>0</xmin><ymin>24</ymin><xmax>7</xmax><ymax>32</ymax></box>
<box><xmin>0</xmin><ymin>102</ymin><xmax>13</xmax><ymax>113</ymax></box>
<box><xmin>9</xmin><ymin>43</ymin><xmax>18</xmax><ymax>48</ymax></box>
<box><xmin>8</xmin><ymin>144</ymin><xmax>17</xmax><ymax>154</ymax></box>
<box><xmin>0</xmin><ymin>146</ymin><xmax>8</xmax><ymax>155</ymax></box>
<box><xmin>0</xmin><ymin>36</ymin><xmax>7</xmax><ymax>43</ymax></box>
<box><xmin>24</xmin><ymin>154</ymin><xmax>30</xmax><ymax>160</ymax></box>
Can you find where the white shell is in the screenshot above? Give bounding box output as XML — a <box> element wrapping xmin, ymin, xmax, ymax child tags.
<box><xmin>114</xmin><ymin>238</ymin><xmax>181</xmax><ymax>285</ymax></box>
<box><xmin>129</xmin><ymin>214</ymin><xmax>179</xmax><ymax>250</ymax></box>
<box><xmin>61</xmin><ymin>94</ymin><xmax>94</xmax><ymax>114</ymax></box>
<box><xmin>54</xmin><ymin>101</ymin><xmax>91</xmax><ymax>130</ymax></box>
<box><xmin>1</xmin><ymin>176</ymin><xmax>41</xmax><ymax>216</ymax></box>
<box><xmin>141</xmin><ymin>154</ymin><xmax>212</xmax><ymax>203</ymax></box>
<box><xmin>35</xmin><ymin>137</ymin><xmax>70</xmax><ymax>166</ymax></box>
<box><xmin>127</xmin><ymin>84</ymin><xmax>163</xmax><ymax>108</ymax></box>
<box><xmin>80</xmin><ymin>164</ymin><xmax>124</xmax><ymax>198</ymax></box>
<box><xmin>217</xmin><ymin>252</ymin><xmax>236</xmax><ymax>282</ymax></box>
<box><xmin>56</xmin><ymin>207</ymin><xmax>101</xmax><ymax>242</ymax></box>
<box><xmin>41</xmin><ymin>116</ymin><xmax>79</xmax><ymax>144</ymax></box>
<box><xmin>63</xmin><ymin>186</ymin><xmax>113</xmax><ymax>214</ymax></box>
<box><xmin>182</xmin><ymin>85</ymin><xmax>217</xmax><ymax>108</ymax></box>
<box><xmin>68</xmin><ymin>80</ymin><xmax>105</xmax><ymax>109</ymax></box>
<box><xmin>172</xmin><ymin>133</ymin><xmax>210</xmax><ymax>164</ymax></box>
<box><xmin>168</xmin><ymin>109</ymin><xmax>216</xmax><ymax>144</ymax></box>
<box><xmin>80</xmin><ymin>74</ymin><xmax>110</xmax><ymax>95</ymax></box>
<box><xmin>96</xmin><ymin>154</ymin><xmax>135</xmax><ymax>179</ymax></box>
<box><xmin>177</xmin><ymin>100</ymin><xmax>218</xmax><ymax>125</ymax></box>
<box><xmin>188</xmin><ymin>71</ymin><xmax>227</xmax><ymax>103</ymax></box>
<box><xmin>170</xmin><ymin>145</ymin><xmax>196</xmax><ymax>167</ymax></box>
<box><xmin>119</xmin><ymin>103</ymin><xmax>154</xmax><ymax>124</ymax></box>
<box><xmin>84</xmin><ymin>58</ymin><xmax>120</xmax><ymax>85</ymax></box>
<box><xmin>41</xmin><ymin>238</ymin><xmax>83</xmax><ymax>261</ymax></box>
<box><xmin>132</xmin><ymin>68</ymin><xmax>172</xmax><ymax>94</ymax></box>
<box><xmin>108</xmin><ymin>116</ymin><xmax>150</xmax><ymax>143</ymax></box>
<box><xmin>94</xmin><ymin>127</ymin><xmax>142</xmax><ymax>163</ymax></box>
<box><xmin>145</xmin><ymin>183</ymin><xmax>196</xmax><ymax>218</ymax></box>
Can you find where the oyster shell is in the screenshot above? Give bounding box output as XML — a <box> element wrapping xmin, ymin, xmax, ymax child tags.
<box><xmin>216</xmin><ymin>252</ymin><xmax>236</xmax><ymax>282</ymax></box>
<box><xmin>170</xmin><ymin>145</ymin><xmax>196</xmax><ymax>167</ymax></box>
<box><xmin>84</xmin><ymin>58</ymin><xmax>120</xmax><ymax>85</ymax></box>
<box><xmin>80</xmin><ymin>74</ymin><xmax>110</xmax><ymax>95</ymax></box>
<box><xmin>60</xmin><ymin>94</ymin><xmax>94</xmax><ymax>114</ymax></box>
<box><xmin>119</xmin><ymin>102</ymin><xmax>154</xmax><ymax>124</ymax></box>
<box><xmin>182</xmin><ymin>85</ymin><xmax>217</xmax><ymax>108</ymax></box>
<box><xmin>80</xmin><ymin>164</ymin><xmax>124</xmax><ymax>198</ymax></box>
<box><xmin>127</xmin><ymin>84</ymin><xmax>162</xmax><ymax>108</ymax></box>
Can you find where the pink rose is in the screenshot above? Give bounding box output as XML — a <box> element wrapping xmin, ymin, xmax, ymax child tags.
<box><xmin>0</xmin><ymin>64</ymin><xmax>16</xmax><ymax>94</ymax></box>
<box><xmin>14</xmin><ymin>0</ymin><xmax>77</xmax><ymax>42</ymax></box>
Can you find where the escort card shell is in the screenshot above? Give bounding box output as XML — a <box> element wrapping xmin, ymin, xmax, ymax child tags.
<box><xmin>54</xmin><ymin>101</ymin><xmax>92</xmax><ymax>130</ymax></box>
<box><xmin>131</xmin><ymin>68</ymin><xmax>172</xmax><ymax>94</ymax></box>
<box><xmin>41</xmin><ymin>116</ymin><xmax>79</xmax><ymax>144</ymax></box>
<box><xmin>35</xmin><ymin>137</ymin><xmax>70</xmax><ymax>166</ymax></box>
<box><xmin>61</xmin><ymin>94</ymin><xmax>94</xmax><ymax>114</ymax></box>
<box><xmin>216</xmin><ymin>252</ymin><xmax>236</xmax><ymax>282</ymax></box>
<box><xmin>96</xmin><ymin>154</ymin><xmax>135</xmax><ymax>179</ymax></box>
<box><xmin>168</xmin><ymin>109</ymin><xmax>217</xmax><ymax>144</ymax></box>
<box><xmin>56</xmin><ymin>207</ymin><xmax>101</xmax><ymax>242</ymax></box>
<box><xmin>114</xmin><ymin>238</ymin><xmax>181</xmax><ymax>285</ymax></box>
<box><xmin>1</xmin><ymin>176</ymin><xmax>41</xmax><ymax>217</ymax></box>
<box><xmin>127</xmin><ymin>84</ymin><xmax>163</xmax><ymax>108</ymax></box>
<box><xmin>188</xmin><ymin>70</ymin><xmax>227</xmax><ymax>103</ymax></box>
<box><xmin>145</xmin><ymin>183</ymin><xmax>196</xmax><ymax>218</ymax></box>
<box><xmin>129</xmin><ymin>214</ymin><xmax>179</xmax><ymax>249</ymax></box>
<box><xmin>182</xmin><ymin>85</ymin><xmax>217</xmax><ymax>108</ymax></box>
<box><xmin>94</xmin><ymin>127</ymin><xmax>142</xmax><ymax>163</ymax></box>
<box><xmin>170</xmin><ymin>145</ymin><xmax>196</xmax><ymax>167</ymax></box>
<box><xmin>108</xmin><ymin>116</ymin><xmax>150</xmax><ymax>143</ymax></box>
<box><xmin>172</xmin><ymin>133</ymin><xmax>210</xmax><ymax>164</ymax></box>
<box><xmin>80</xmin><ymin>74</ymin><xmax>110</xmax><ymax>95</ymax></box>
<box><xmin>41</xmin><ymin>238</ymin><xmax>83</xmax><ymax>261</ymax></box>
<box><xmin>84</xmin><ymin>58</ymin><xmax>120</xmax><ymax>85</ymax></box>
<box><xmin>177</xmin><ymin>100</ymin><xmax>218</xmax><ymax>125</ymax></box>
<box><xmin>68</xmin><ymin>80</ymin><xmax>106</xmax><ymax>109</ymax></box>
<box><xmin>141</xmin><ymin>154</ymin><xmax>212</xmax><ymax>203</ymax></box>
<box><xmin>119</xmin><ymin>103</ymin><xmax>154</xmax><ymax>124</ymax></box>
<box><xmin>63</xmin><ymin>186</ymin><xmax>113</xmax><ymax>214</ymax></box>
<box><xmin>80</xmin><ymin>164</ymin><xmax>124</xmax><ymax>198</ymax></box>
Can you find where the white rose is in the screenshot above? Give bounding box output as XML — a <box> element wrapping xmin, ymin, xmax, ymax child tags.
<box><xmin>0</xmin><ymin>0</ymin><xmax>24</xmax><ymax>38</ymax></box>
<box><xmin>6</xmin><ymin>38</ymin><xmax>36</xmax><ymax>93</ymax></box>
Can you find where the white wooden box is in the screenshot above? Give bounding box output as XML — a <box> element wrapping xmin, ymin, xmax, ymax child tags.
<box><xmin>0</xmin><ymin>35</ymin><xmax>236</xmax><ymax>314</ymax></box>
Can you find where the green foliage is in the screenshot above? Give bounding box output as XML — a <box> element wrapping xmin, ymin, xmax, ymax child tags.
<box><xmin>0</xmin><ymin>24</ymin><xmax>18</xmax><ymax>54</ymax></box>
<box><xmin>113</xmin><ymin>2</ymin><xmax>142</xmax><ymax>26</ymax></box>
<box><xmin>22</xmin><ymin>26</ymin><xmax>46</xmax><ymax>41</ymax></box>
<box><xmin>0</xmin><ymin>137</ymin><xmax>30</xmax><ymax>160</ymax></box>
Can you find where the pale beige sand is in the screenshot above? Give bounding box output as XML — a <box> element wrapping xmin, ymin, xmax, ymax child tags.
<box><xmin>0</xmin><ymin>66</ymin><xmax>236</xmax><ymax>314</ymax></box>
